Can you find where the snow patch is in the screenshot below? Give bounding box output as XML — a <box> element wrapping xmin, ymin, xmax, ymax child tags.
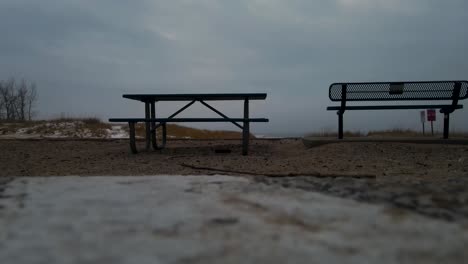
<box><xmin>106</xmin><ymin>125</ymin><xmax>129</xmax><ymax>139</ymax></box>
<box><xmin>0</xmin><ymin>122</ymin><xmax>129</xmax><ymax>139</ymax></box>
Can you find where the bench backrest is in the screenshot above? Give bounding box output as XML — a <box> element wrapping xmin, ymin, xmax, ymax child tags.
<box><xmin>329</xmin><ymin>81</ymin><xmax>468</xmax><ymax>102</ymax></box>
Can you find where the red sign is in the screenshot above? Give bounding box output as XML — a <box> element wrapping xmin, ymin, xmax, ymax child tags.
<box><xmin>427</xmin><ymin>109</ymin><xmax>436</xmax><ymax>121</ymax></box>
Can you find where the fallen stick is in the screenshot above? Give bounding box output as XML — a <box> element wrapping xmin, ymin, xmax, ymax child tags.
<box><xmin>165</xmin><ymin>155</ymin><xmax>191</xmax><ymax>161</ymax></box>
<box><xmin>180</xmin><ymin>163</ymin><xmax>376</xmax><ymax>179</ymax></box>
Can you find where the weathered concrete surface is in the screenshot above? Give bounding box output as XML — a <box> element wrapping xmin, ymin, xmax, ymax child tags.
<box><xmin>0</xmin><ymin>176</ymin><xmax>467</xmax><ymax>264</ymax></box>
<box><xmin>256</xmin><ymin>176</ymin><xmax>468</xmax><ymax>222</ymax></box>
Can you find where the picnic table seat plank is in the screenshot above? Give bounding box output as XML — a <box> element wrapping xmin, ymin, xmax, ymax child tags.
<box><xmin>108</xmin><ymin>118</ymin><xmax>269</xmax><ymax>123</ymax></box>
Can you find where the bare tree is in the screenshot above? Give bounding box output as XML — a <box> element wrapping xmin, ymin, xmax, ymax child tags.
<box><xmin>0</xmin><ymin>81</ymin><xmax>4</xmax><ymax>120</ymax></box>
<box><xmin>0</xmin><ymin>78</ymin><xmax>38</xmax><ymax>121</ymax></box>
<box><xmin>16</xmin><ymin>79</ymin><xmax>28</xmax><ymax>121</ymax></box>
<box><xmin>27</xmin><ymin>82</ymin><xmax>37</xmax><ymax>120</ymax></box>
<box><xmin>0</xmin><ymin>78</ymin><xmax>16</xmax><ymax>120</ymax></box>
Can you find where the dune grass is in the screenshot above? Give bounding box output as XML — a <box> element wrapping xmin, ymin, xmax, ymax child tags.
<box><xmin>131</xmin><ymin>123</ymin><xmax>248</xmax><ymax>139</ymax></box>
<box><xmin>0</xmin><ymin>116</ymin><xmax>111</xmax><ymax>137</ymax></box>
<box><xmin>49</xmin><ymin>117</ymin><xmax>111</xmax><ymax>137</ymax></box>
<box><xmin>367</xmin><ymin>128</ymin><xmax>425</xmax><ymax>137</ymax></box>
<box><xmin>0</xmin><ymin>117</ymin><xmax>248</xmax><ymax>139</ymax></box>
<box><xmin>368</xmin><ymin>128</ymin><xmax>468</xmax><ymax>138</ymax></box>
<box><xmin>51</xmin><ymin>116</ymin><xmax>103</xmax><ymax>125</ymax></box>
<box><xmin>47</xmin><ymin>114</ymin><xmax>247</xmax><ymax>139</ymax></box>
<box><xmin>3</xmin><ymin>116</ymin><xmax>467</xmax><ymax>139</ymax></box>
<box><xmin>306</xmin><ymin>128</ymin><xmax>468</xmax><ymax>138</ymax></box>
<box><xmin>305</xmin><ymin>130</ymin><xmax>364</xmax><ymax>138</ymax></box>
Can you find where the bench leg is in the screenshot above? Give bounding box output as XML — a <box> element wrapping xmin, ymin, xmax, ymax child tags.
<box><xmin>145</xmin><ymin>102</ymin><xmax>151</xmax><ymax>151</ymax></box>
<box><xmin>151</xmin><ymin>102</ymin><xmax>158</xmax><ymax>150</ymax></box>
<box><xmin>338</xmin><ymin>112</ymin><xmax>344</xmax><ymax>139</ymax></box>
<box><xmin>443</xmin><ymin>113</ymin><xmax>450</xmax><ymax>139</ymax></box>
<box><xmin>242</xmin><ymin>99</ymin><xmax>250</xmax><ymax>155</ymax></box>
<box><xmin>129</xmin><ymin>122</ymin><xmax>138</xmax><ymax>154</ymax></box>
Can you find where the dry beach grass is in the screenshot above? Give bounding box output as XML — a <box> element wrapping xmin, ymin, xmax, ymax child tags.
<box><xmin>0</xmin><ymin>119</ymin><xmax>248</xmax><ymax>139</ymax></box>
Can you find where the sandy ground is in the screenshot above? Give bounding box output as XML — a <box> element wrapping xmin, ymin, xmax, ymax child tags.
<box><xmin>1</xmin><ymin>139</ymin><xmax>468</xmax><ymax>263</ymax></box>
<box><xmin>1</xmin><ymin>138</ymin><xmax>468</xmax><ymax>223</ymax></box>
<box><xmin>2</xmin><ymin>138</ymin><xmax>467</xmax><ymax>178</ymax></box>
<box><xmin>1</xmin><ymin>176</ymin><xmax>467</xmax><ymax>264</ymax></box>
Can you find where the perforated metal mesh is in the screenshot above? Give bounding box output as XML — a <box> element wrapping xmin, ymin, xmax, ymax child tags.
<box><xmin>329</xmin><ymin>81</ymin><xmax>468</xmax><ymax>101</ymax></box>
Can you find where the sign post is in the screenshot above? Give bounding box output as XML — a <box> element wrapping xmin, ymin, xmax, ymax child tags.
<box><xmin>427</xmin><ymin>109</ymin><xmax>436</xmax><ymax>136</ymax></box>
<box><xmin>420</xmin><ymin>111</ymin><xmax>425</xmax><ymax>135</ymax></box>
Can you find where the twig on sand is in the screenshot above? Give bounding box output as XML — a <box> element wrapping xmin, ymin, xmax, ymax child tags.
<box><xmin>180</xmin><ymin>163</ymin><xmax>375</xmax><ymax>179</ymax></box>
<box><xmin>165</xmin><ymin>155</ymin><xmax>191</xmax><ymax>161</ymax></box>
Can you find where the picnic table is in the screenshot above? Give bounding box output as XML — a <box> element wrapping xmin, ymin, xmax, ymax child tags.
<box><xmin>109</xmin><ymin>93</ymin><xmax>269</xmax><ymax>155</ymax></box>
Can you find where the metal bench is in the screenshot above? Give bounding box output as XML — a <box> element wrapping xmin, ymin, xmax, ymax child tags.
<box><xmin>109</xmin><ymin>93</ymin><xmax>268</xmax><ymax>155</ymax></box>
<box><xmin>326</xmin><ymin>81</ymin><xmax>468</xmax><ymax>139</ymax></box>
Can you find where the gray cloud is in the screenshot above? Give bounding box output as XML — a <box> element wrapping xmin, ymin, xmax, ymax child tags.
<box><xmin>1</xmin><ymin>0</ymin><xmax>467</xmax><ymax>135</ymax></box>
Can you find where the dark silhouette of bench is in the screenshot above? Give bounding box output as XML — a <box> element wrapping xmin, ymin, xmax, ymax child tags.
<box><xmin>327</xmin><ymin>81</ymin><xmax>468</xmax><ymax>139</ymax></box>
<box><xmin>109</xmin><ymin>93</ymin><xmax>268</xmax><ymax>155</ymax></box>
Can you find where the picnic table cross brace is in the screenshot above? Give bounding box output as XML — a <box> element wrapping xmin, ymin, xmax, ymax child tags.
<box><xmin>144</xmin><ymin>99</ymin><xmax>248</xmax><ymax>151</ymax></box>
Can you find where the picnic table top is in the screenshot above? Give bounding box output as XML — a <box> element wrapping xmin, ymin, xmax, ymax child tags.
<box><xmin>123</xmin><ymin>93</ymin><xmax>267</xmax><ymax>102</ymax></box>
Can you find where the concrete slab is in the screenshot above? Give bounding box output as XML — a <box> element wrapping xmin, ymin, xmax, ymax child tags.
<box><xmin>0</xmin><ymin>175</ymin><xmax>467</xmax><ymax>264</ymax></box>
<box><xmin>303</xmin><ymin>137</ymin><xmax>468</xmax><ymax>148</ymax></box>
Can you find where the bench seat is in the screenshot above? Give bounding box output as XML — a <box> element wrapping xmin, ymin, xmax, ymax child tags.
<box><xmin>327</xmin><ymin>104</ymin><xmax>462</xmax><ymax>111</ymax></box>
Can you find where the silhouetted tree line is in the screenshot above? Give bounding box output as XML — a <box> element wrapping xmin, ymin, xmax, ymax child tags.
<box><xmin>0</xmin><ymin>78</ymin><xmax>37</xmax><ymax>121</ymax></box>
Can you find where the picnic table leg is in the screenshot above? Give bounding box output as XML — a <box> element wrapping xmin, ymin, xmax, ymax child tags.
<box><xmin>443</xmin><ymin>113</ymin><xmax>450</xmax><ymax>139</ymax></box>
<box><xmin>145</xmin><ymin>102</ymin><xmax>151</xmax><ymax>151</ymax></box>
<box><xmin>242</xmin><ymin>99</ymin><xmax>250</xmax><ymax>155</ymax></box>
<box><xmin>150</xmin><ymin>101</ymin><xmax>157</xmax><ymax>149</ymax></box>
<box><xmin>161</xmin><ymin>123</ymin><xmax>167</xmax><ymax>148</ymax></box>
<box><xmin>129</xmin><ymin>122</ymin><xmax>138</xmax><ymax>154</ymax></box>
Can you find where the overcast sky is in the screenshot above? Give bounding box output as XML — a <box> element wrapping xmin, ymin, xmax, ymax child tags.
<box><xmin>1</xmin><ymin>0</ymin><xmax>467</xmax><ymax>136</ymax></box>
